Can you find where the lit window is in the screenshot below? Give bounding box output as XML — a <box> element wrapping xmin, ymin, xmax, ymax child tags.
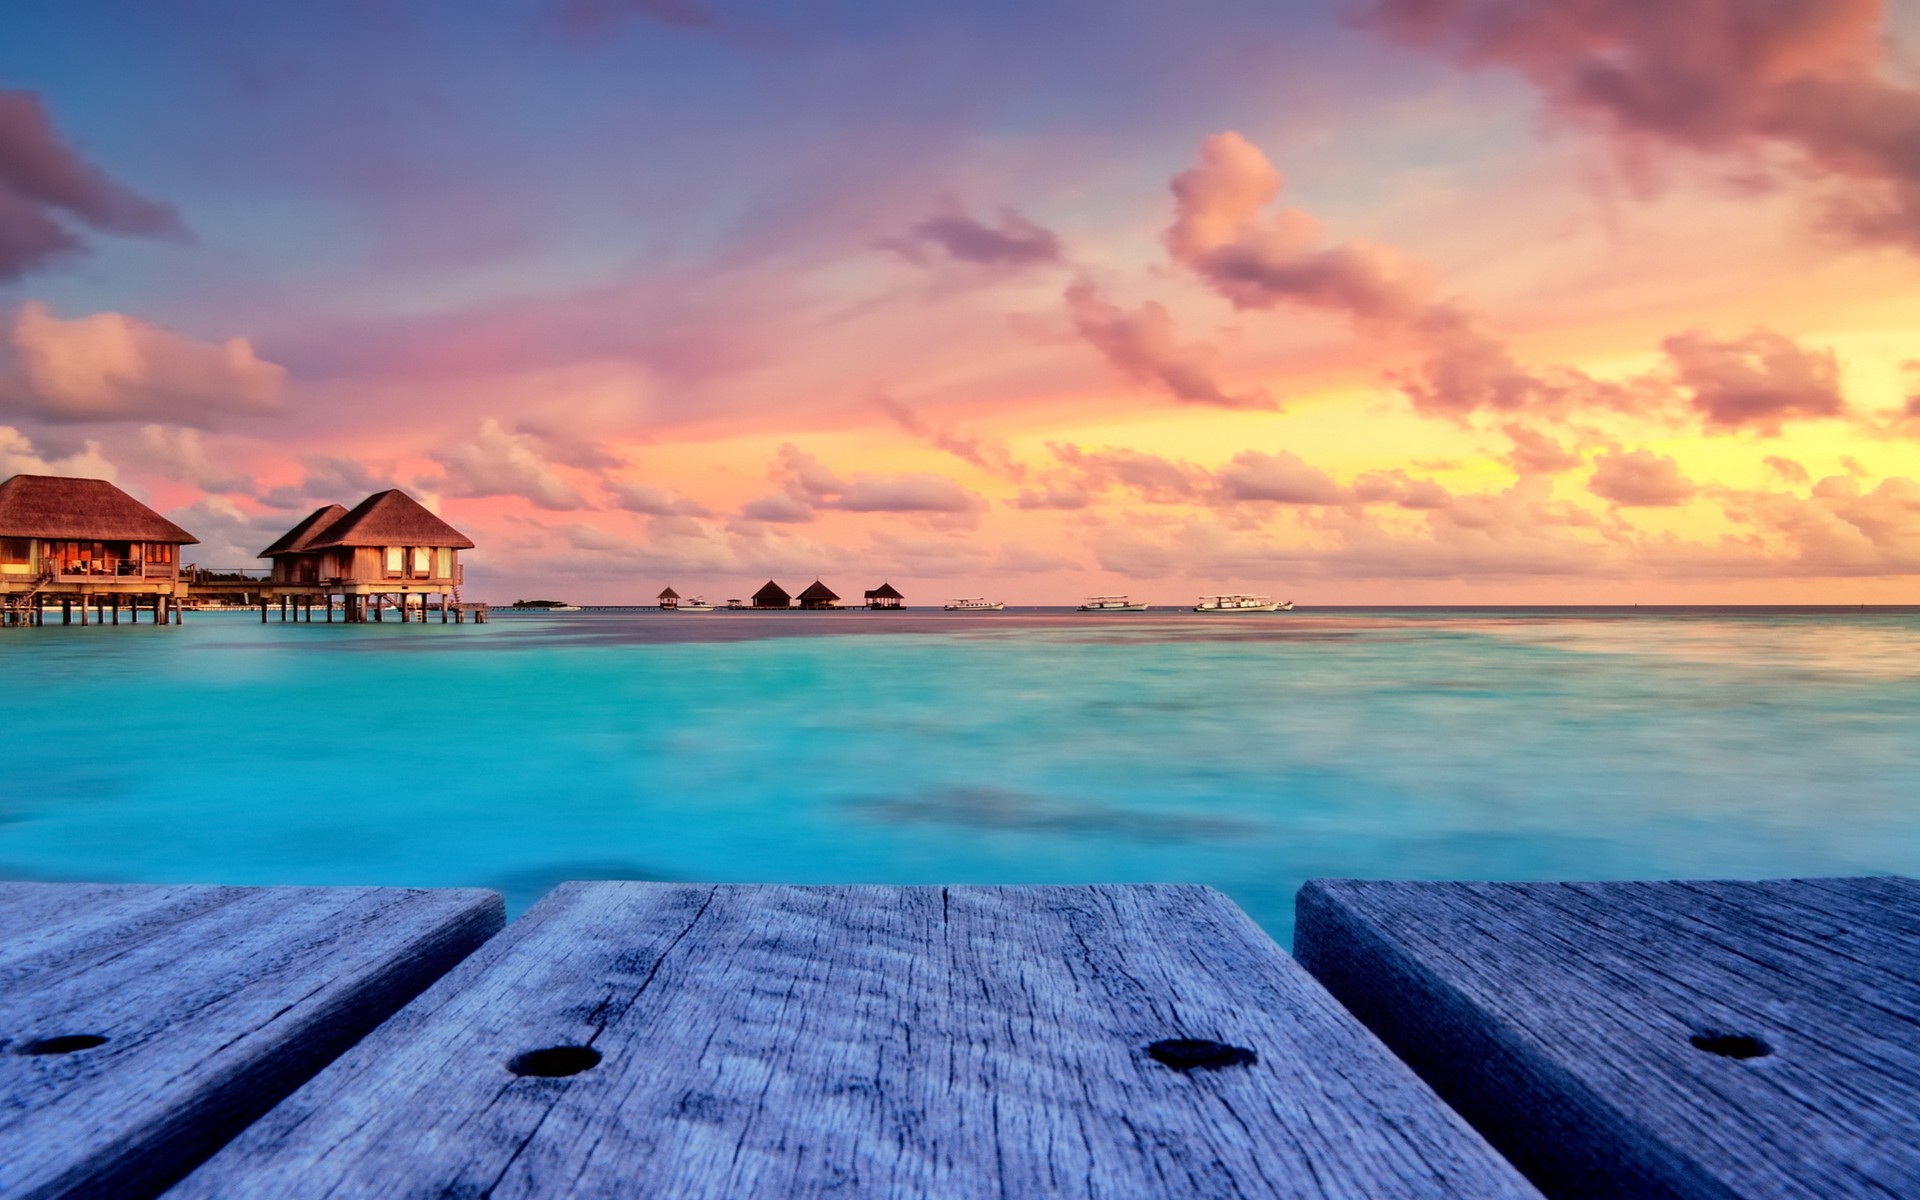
<box><xmin>385</xmin><ymin>546</ymin><xmax>404</xmax><ymax>575</ymax></box>
<box><xmin>412</xmin><ymin>546</ymin><xmax>432</xmax><ymax>576</ymax></box>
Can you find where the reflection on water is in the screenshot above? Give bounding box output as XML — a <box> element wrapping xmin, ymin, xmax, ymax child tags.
<box><xmin>2</xmin><ymin>606</ymin><xmax>1916</xmax><ymax>946</ymax></box>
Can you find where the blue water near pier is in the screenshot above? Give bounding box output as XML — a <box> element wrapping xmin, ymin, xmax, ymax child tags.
<box><xmin>3</xmin><ymin>607</ymin><xmax>1917</xmax><ymax>946</ymax></box>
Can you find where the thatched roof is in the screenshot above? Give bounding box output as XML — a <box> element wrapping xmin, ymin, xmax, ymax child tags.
<box><xmin>864</xmin><ymin>582</ymin><xmax>903</xmax><ymax>600</ymax></box>
<box><xmin>0</xmin><ymin>474</ymin><xmax>198</xmax><ymax>544</ymax></box>
<box><xmin>658</xmin><ymin>587</ymin><xmax>680</xmax><ymax>600</ymax></box>
<box><xmin>304</xmin><ymin>490</ymin><xmax>475</xmax><ymax>550</ymax></box>
<box><xmin>258</xmin><ymin>504</ymin><xmax>349</xmax><ymax>558</ymax></box>
<box><xmin>798</xmin><ymin>580</ymin><xmax>839</xmax><ymax>603</ymax></box>
<box><xmin>752</xmin><ymin>580</ymin><xmax>790</xmax><ymax>605</ymax></box>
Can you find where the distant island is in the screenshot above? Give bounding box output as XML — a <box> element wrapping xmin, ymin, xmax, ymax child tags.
<box><xmin>510</xmin><ymin>599</ymin><xmax>572</xmax><ymax>609</ymax></box>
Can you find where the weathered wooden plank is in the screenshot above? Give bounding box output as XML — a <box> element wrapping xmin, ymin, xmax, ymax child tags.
<box><xmin>0</xmin><ymin>882</ymin><xmax>503</xmax><ymax>1200</ymax></box>
<box><xmin>1294</xmin><ymin>876</ymin><xmax>1920</xmax><ymax>1200</ymax></box>
<box><xmin>172</xmin><ymin>883</ymin><xmax>1540</xmax><ymax>1199</ymax></box>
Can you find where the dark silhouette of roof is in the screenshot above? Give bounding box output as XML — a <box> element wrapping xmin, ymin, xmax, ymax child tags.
<box><xmin>0</xmin><ymin>474</ymin><xmax>198</xmax><ymax>543</ymax></box>
<box><xmin>797</xmin><ymin>580</ymin><xmax>839</xmax><ymax>603</ymax></box>
<box><xmin>752</xmin><ymin>580</ymin><xmax>791</xmax><ymax>606</ymax></box>
<box><xmin>863</xmin><ymin>582</ymin><xmax>903</xmax><ymax>600</ymax></box>
<box><xmin>658</xmin><ymin>587</ymin><xmax>680</xmax><ymax>599</ymax></box>
<box><xmin>258</xmin><ymin>504</ymin><xmax>349</xmax><ymax>558</ymax></box>
<box><xmin>303</xmin><ymin>490</ymin><xmax>475</xmax><ymax>550</ymax></box>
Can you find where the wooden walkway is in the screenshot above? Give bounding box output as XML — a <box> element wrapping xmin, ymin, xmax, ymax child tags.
<box><xmin>3</xmin><ymin>877</ymin><xmax>1912</xmax><ymax>1198</ymax></box>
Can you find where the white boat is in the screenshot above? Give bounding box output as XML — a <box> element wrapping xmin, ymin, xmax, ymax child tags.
<box><xmin>944</xmin><ymin>597</ymin><xmax>1005</xmax><ymax>611</ymax></box>
<box><xmin>1194</xmin><ymin>594</ymin><xmax>1291</xmax><ymax>613</ymax></box>
<box><xmin>1077</xmin><ymin>595</ymin><xmax>1149</xmax><ymax>612</ymax></box>
<box><xmin>679</xmin><ymin>596</ymin><xmax>714</xmax><ymax>612</ymax></box>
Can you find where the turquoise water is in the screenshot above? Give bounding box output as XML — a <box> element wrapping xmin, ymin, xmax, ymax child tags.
<box><xmin>3</xmin><ymin>607</ymin><xmax>1917</xmax><ymax>946</ymax></box>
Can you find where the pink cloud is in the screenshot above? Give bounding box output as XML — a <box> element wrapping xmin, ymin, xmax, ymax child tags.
<box><xmin>3</xmin><ymin>302</ymin><xmax>286</xmax><ymax>426</ymax></box>
<box><xmin>893</xmin><ymin>205</ymin><xmax>1062</xmax><ymax>268</ymax></box>
<box><xmin>1589</xmin><ymin>447</ymin><xmax>1696</xmax><ymax>506</ymax></box>
<box><xmin>748</xmin><ymin>444</ymin><xmax>987</xmax><ymax>524</ymax></box>
<box><xmin>1064</xmin><ymin>280</ymin><xmax>1271</xmax><ymax>410</ymax></box>
<box><xmin>426</xmin><ymin>419</ymin><xmax>590</xmax><ymax>510</ymax></box>
<box><xmin>1504</xmin><ymin>423</ymin><xmax>1584</xmax><ymax>473</ymax></box>
<box><xmin>1356</xmin><ymin>0</ymin><xmax>1920</xmax><ymax>251</ymax></box>
<box><xmin>1662</xmin><ymin>327</ymin><xmax>1845</xmax><ymax>433</ymax></box>
<box><xmin>0</xmin><ymin>91</ymin><xmax>184</xmax><ymax>280</ymax></box>
<box><xmin>1164</xmin><ymin>131</ymin><xmax>1433</xmax><ymax>322</ymax></box>
<box><xmin>1215</xmin><ymin>450</ymin><xmax>1351</xmax><ymax>505</ymax></box>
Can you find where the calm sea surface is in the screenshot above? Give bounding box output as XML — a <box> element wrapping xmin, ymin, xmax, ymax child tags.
<box><xmin>3</xmin><ymin>607</ymin><xmax>1917</xmax><ymax>946</ymax></box>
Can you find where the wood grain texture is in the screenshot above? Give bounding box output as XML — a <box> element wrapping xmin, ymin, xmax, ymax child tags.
<box><xmin>171</xmin><ymin>883</ymin><xmax>1540</xmax><ymax>1199</ymax></box>
<box><xmin>0</xmin><ymin>882</ymin><xmax>503</xmax><ymax>1200</ymax></box>
<box><xmin>1295</xmin><ymin>876</ymin><xmax>1920</xmax><ymax>1200</ymax></box>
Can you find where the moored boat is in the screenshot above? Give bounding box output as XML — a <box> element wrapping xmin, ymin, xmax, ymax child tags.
<box><xmin>944</xmin><ymin>597</ymin><xmax>1005</xmax><ymax>611</ymax></box>
<box><xmin>1194</xmin><ymin>593</ymin><xmax>1290</xmax><ymax>613</ymax></box>
<box><xmin>679</xmin><ymin>596</ymin><xmax>714</xmax><ymax>612</ymax></box>
<box><xmin>1077</xmin><ymin>595</ymin><xmax>1149</xmax><ymax>612</ymax></box>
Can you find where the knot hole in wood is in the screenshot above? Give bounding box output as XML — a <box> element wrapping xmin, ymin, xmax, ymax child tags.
<box><xmin>508</xmin><ymin>1045</ymin><xmax>603</xmax><ymax>1077</ymax></box>
<box><xmin>1690</xmin><ymin>1032</ymin><xmax>1771</xmax><ymax>1060</ymax></box>
<box><xmin>1146</xmin><ymin>1038</ymin><xmax>1258</xmax><ymax>1071</ymax></box>
<box><xmin>17</xmin><ymin>1034</ymin><xmax>109</xmax><ymax>1056</ymax></box>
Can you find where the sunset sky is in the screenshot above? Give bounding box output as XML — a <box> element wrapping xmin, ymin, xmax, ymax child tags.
<box><xmin>2</xmin><ymin>0</ymin><xmax>1918</xmax><ymax>604</ymax></box>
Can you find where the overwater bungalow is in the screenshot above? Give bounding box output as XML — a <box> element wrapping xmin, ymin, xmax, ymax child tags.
<box><xmin>864</xmin><ymin>582</ymin><xmax>904</xmax><ymax>610</ymax></box>
<box><xmin>0</xmin><ymin>474</ymin><xmax>198</xmax><ymax>626</ymax></box>
<box><xmin>657</xmin><ymin>587</ymin><xmax>680</xmax><ymax>610</ymax></box>
<box><xmin>259</xmin><ymin>489</ymin><xmax>473</xmax><ymax>623</ymax></box>
<box><xmin>751</xmin><ymin>580</ymin><xmax>791</xmax><ymax>609</ymax></box>
<box><xmin>797</xmin><ymin>580</ymin><xmax>840</xmax><ymax>610</ymax></box>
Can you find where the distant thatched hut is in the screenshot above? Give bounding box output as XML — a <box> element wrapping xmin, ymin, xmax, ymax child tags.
<box><xmin>864</xmin><ymin>582</ymin><xmax>904</xmax><ymax>610</ymax></box>
<box><xmin>0</xmin><ymin>474</ymin><xmax>198</xmax><ymax>625</ymax></box>
<box><xmin>797</xmin><ymin>580</ymin><xmax>840</xmax><ymax>610</ymax></box>
<box><xmin>259</xmin><ymin>489</ymin><xmax>473</xmax><ymax>623</ymax></box>
<box><xmin>752</xmin><ymin>580</ymin><xmax>791</xmax><ymax>608</ymax></box>
<box><xmin>658</xmin><ymin>587</ymin><xmax>680</xmax><ymax>610</ymax></box>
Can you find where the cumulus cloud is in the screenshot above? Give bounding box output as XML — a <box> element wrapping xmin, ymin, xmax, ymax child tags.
<box><xmin>1065</xmin><ymin>281</ymin><xmax>1271</xmax><ymax>410</ymax></box>
<box><xmin>1504</xmin><ymin>423</ymin><xmax>1584</xmax><ymax>473</ymax></box>
<box><xmin>0</xmin><ymin>90</ymin><xmax>184</xmax><ymax>281</ymax></box>
<box><xmin>1011</xmin><ymin>483</ymin><xmax>1092</xmax><ymax>511</ymax></box>
<box><xmin>1215</xmin><ymin>450</ymin><xmax>1351</xmax><ymax>505</ymax></box>
<box><xmin>1165</xmin><ymin>132</ymin><xmax>1432</xmax><ymax>321</ymax></box>
<box><xmin>739</xmin><ymin>492</ymin><xmax>817</xmax><ymax>524</ymax></box>
<box><xmin>877</xmin><ymin>396</ymin><xmax>1025</xmax><ymax>478</ymax></box>
<box><xmin>1662</xmin><ymin>327</ymin><xmax>1845</xmax><ymax>433</ymax></box>
<box><xmin>429</xmin><ymin>418</ymin><xmax>588</xmax><ymax>510</ymax></box>
<box><xmin>1161</xmin><ymin>133</ymin><xmax>1558</xmax><ymax>419</ymax></box>
<box><xmin>1049</xmin><ymin>443</ymin><xmax>1208</xmax><ymax>503</ymax></box>
<box><xmin>1159</xmin><ymin>133</ymin><xmax>1838</xmax><ymax>428</ymax></box>
<box><xmin>1352</xmin><ymin>468</ymin><xmax>1451</xmax><ymax>509</ymax></box>
<box><xmin>0</xmin><ymin>423</ymin><xmax>115</xmax><ymax>480</ymax></box>
<box><xmin>1763</xmin><ymin>455</ymin><xmax>1810</xmax><ymax>485</ymax></box>
<box><xmin>1589</xmin><ymin>447</ymin><xmax>1696</xmax><ymax>506</ymax></box>
<box><xmin>134</xmin><ymin>425</ymin><xmax>252</xmax><ymax>494</ymax></box>
<box><xmin>608</xmin><ymin>480</ymin><xmax>711</xmax><ymax>516</ymax></box>
<box><xmin>1722</xmin><ymin>474</ymin><xmax>1920</xmax><ymax>575</ymax></box>
<box><xmin>744</xmin><ymin>444</ymin><xmax>987</xmax><ymax>525</ymax></box>
<box><xmin>1355</xmin><ymin>0</ymin><xmax>1920</xmax><ymax>252</ymax></box>
<box><xmin>3</xmin><ymin>302</ymin><xmax>286</xmax><ymax>425</ymax></box>
<box><xmin>895</xmin><ymin>205</ymin><xmax>1062</xmax><ymax>268</ymax></box>
<box><xmin>257</xmin><ymin>454</ymin><xmax>405</xmax><ymax>511</ymax></box>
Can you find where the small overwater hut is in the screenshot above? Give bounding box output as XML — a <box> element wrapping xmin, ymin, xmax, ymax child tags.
<box><xmin>864</xmin><ymin>582</ymin><xmax>904</xmax><ymax>610</ymax></box>
<box><xmin>658</xmin><ymin>587</ymin><xmax>680</xmax><ymax>610</ymax></box>
<box><xmin>0</xmin><ymin>474</ymin><xmax>198</xmax><ymax>626</ymax></box>
<box><xmin>797</xmin><ymin>580</ymin><xmax>840</xmax><ymax>610</ymax></box>
<box><xmin>751</xmin><ymin>580</ymin><xmax>791</xmax><ymax>609</ymax></box>
<box><xmin>259</xmin><ymin>489</ymin><xmax>473</xmax><ymax>623</ymax></box>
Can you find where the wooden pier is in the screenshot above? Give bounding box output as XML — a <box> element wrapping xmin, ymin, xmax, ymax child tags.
<box><xmin>3</xmin><ymin>877</ymin><xmax>1913</xmax><ymax>1198</ymax></box>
